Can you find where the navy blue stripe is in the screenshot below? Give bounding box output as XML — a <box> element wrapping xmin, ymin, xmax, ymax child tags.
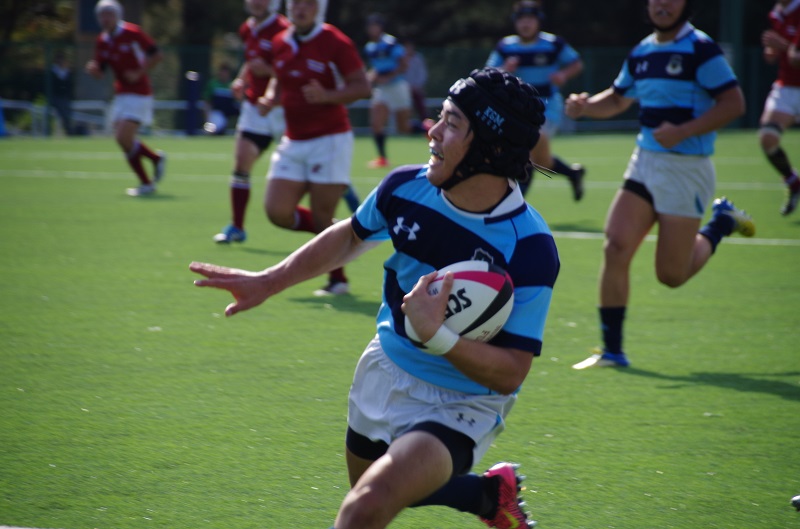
<box><xmin>491</xmin><ymin>331</ymin><xmax>542</xmax><ymax>356</ymax></box>
<box><xmin>639</xmin><ymin>106</ymin><xmax>694</xmax><ymax>128</ymax></box>
<box><xmin>706</xmin><ymin>78</ymin><xmax>739</xmax><ymax>97</ymax></box>
<box><xmin>507</xmin><ymin>232</ymin><xmax>559</xmax><ymax>288</ymax></box>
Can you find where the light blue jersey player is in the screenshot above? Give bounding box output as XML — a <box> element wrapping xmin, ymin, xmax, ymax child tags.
<box><xmin>192</xmin><ymin>67</ymin><xmax>551</xmax><ymax>529</ymax></box>
<box><xmin>565</xmin><ymin>0</ymin><xmax>755</xmax><ymax>370</ymax></box>
<box><xmin>487</xmin><ymin>0</ymin><xmax>586</xmax><ymax>200</ymax></box>
<box><xmin>364</xmin><ymin>13</ymin><xmax>412</xmax><ymax>168</ymax></box>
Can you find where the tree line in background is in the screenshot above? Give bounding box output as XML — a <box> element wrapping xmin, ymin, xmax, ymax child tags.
<box><xmin>1</xmin><ymin>0</ymin><xmax>774</xmax><ymax>56</ymax></box>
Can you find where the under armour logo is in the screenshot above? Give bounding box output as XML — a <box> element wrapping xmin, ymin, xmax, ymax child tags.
<box><xmin>393</xmin><ymin>217</ymin><xmax>420</xmax><ymax>240</ymax></box>
<box><xmin>456</xmin><ymin>413</ymin><xmax>476</xmax><ymax>426</ymax></box>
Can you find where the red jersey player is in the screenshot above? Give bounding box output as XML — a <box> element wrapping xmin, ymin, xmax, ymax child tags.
<box><xmin>85</xmin><ymin>0</ymin><xmax>166</xmax><ymax>197</ymax></box>
<box><xmin>212</xmin><ymin>0</ymin><xmax>289</xmax><ymax>243</ymax></box>
<box><xmin>257</xmin><ymin>0</ymin><xmax>370</xmax><ymax>295</ymax></box>
<box><xmin>760</xmin><ymin>0</ymin><xmax>800</xmax><ymax>215</ymax></box>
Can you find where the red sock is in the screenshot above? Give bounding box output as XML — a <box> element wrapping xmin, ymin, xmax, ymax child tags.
<box><xmin>231</xmin><ymin>178</ymin><xmax>250</xmax><ymax>229</ymax></box>
<box><xmin>136</xmin><ymin>140</ymin><xmax>160</xmax><ymax>162</ymax></box>
<box><xmin>293</xmin><ymin>206</ymin><xmax>316</xmax><ymax>233</ymax></box>
<box><xmin>329</xmin><ymin>267</ymin><xmax>347</xmax><ymax>284</ymax></box>
<box><xmin>126</xmin><ymin>149</ymin><xmax>151</xmax><ymax>184</ymax></box>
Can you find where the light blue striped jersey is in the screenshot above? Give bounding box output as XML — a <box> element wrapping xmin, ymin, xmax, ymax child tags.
<box><xmin>352</xmin><ymin>165</ymin><xmax>560</xmax><ymax>395</ymax></box>
<box><xmin>486</xmin><ymin>32</ymin><xmax>581</xmax><ymax>99</ymax></box>
<box><xmin>613</xmin><ymin>23</ymin><xmax>739</xmax><ymax>156</ymax></box>
<box><xmin>364</xmin><ymin>32</ymin><xmax>406</xmax><ymax>81</ymax></box>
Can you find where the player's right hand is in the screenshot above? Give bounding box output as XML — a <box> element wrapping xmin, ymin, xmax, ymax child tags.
<box><xmin>565</xmin><ymin>92</ymin><xmax>589</xmax><ymax>119</ymax></box>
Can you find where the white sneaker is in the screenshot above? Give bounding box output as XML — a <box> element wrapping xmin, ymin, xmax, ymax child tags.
<box><xmin>126</xmin><ymin>183</ymin><xmax>156</xmax><ymax>197</ymax></box>
<box><xmin>313</xmin><ymin>281</ymin><xmax>350</xmax><ymax>296</ymax></box>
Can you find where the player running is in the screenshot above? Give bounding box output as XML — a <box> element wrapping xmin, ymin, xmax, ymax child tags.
<box><xmin>487</xmin><ymin>0</ymin><xmax>586</xmax><ymax>200</ymax></box>
<box><xmin>759</xmin><ymin>0</ymin><xmax>800</xmax><ymax>215</ymax></box>
<box><xmin>212</xmin><ymin>0</ymin><xmax>289</xmax><ymax>243</ymax></box>
<box><xmin>566</xmin><ymin>0</ymin><xmax>755</xmax><ymax>369</ymax></box>
<box><xmin>85</xmin><ymin>0</ymin><xmax>166</xmax><ymax>197</ymax></box>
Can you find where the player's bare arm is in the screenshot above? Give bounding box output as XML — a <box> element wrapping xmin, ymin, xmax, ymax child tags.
<box><xmin>402</xmin><ymin>271</ymin><xmax>533</xmax><ymax>396</ymax></box>
<box><xmin>231</xmin><ymin>63</ymin><xmax>248</xmax><ymax>100</ymax></box>
<box><xmin>85</xmin><ymin>60</ymin><xmax>103</xmax><ymax>78</ymax></box>
<box><xmin>653</xmin><ymin>86</ymin><xmax>745</xmax><ymax>149</ymax></box>
<box><xmin>550</xmin><ymin>59</ymin><xmax>583</xmax><ymax>87</ymax></box>
<box><xmin>247</xmin><ymin>56</ymin><xmax>274</xmax><ymax>78</ymax></box>
<box><xmin>192</xmin><ymin>220</ymin><xmax>377</xmax><ymax>316</ymax></box>
<box><xmin>257</xmin><ymin>77</ymin><xmax>280</xmax><ymax>115</ymax></box>
<box><xmin>306</xmin><ymin>69</ymin><xmax>370</xmax><ymax>106</ymax></box>
<box><xmin>565</xmin><ymin>87</ymin><xmax>634</xmax><ymax>120</ymax></box>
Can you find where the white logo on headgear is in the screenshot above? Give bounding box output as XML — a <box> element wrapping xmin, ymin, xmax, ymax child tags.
<box><xmin>479</xmin><ymin>106</ymin><xmax>505</xmax><ymax>134</ymax></box>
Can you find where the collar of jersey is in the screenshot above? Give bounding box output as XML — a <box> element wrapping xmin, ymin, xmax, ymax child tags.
<box><xmin>439</xmin><ymin>179</ymin><xmax>527</xmax><ymax>223</ymax></box>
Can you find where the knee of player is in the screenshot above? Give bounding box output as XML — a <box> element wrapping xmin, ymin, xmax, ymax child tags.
<box><xmin>655</xmin><ymin>267</ymin><xmax>688</xmax><ymax>289</ymax></box>
<box><xmin>758</xmin><ymin>123</ymin><xmax>782</xmax><ymax>152</ymax></box>
<box><xmin>337</xmin><ymin>485</ymin><xmax>395</xmax><ymax>529</ymax></box>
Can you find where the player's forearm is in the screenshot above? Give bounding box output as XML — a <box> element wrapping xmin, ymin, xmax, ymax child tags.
<box><xmin>583</xmin><ymin>88</ymin><xmax>632</xmax><ymax>119</ymax></box>
<box><xmin>679</xmin><ymin>86</ymin><xmax>745</xmax><ymax>138</ymax></box>
<box><xmin>267</xmin><ymin>220</ymin><xmax>374</xmax><ymax>292</ymax></box>
<box><xmin>445</xmin><ymin>343</ymin><xmax>532</xmax><ymax>395</ymax></box>
<box><xmin>325</xmin><ymin>72</ymin><xmax>371</xmax><ymax>105</ymax></box>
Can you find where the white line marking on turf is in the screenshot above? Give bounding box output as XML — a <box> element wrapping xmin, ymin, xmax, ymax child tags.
<box><xmin>552</xmin><ymin>231</ymin><xmax>800</xmax><ymax>247</ymax></box>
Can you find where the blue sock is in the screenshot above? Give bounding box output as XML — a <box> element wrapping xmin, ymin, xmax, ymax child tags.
<box><xmin>699</xmin><ymin>214</ymin><xmax>734</xmax><ymax>253</ymax></box>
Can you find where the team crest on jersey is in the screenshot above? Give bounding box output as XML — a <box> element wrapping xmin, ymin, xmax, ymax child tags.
<box><xmin>471</xmin><ymin>249</ymin><xmax>495</xmax><ymax>263</ymax></box>
<box><xmin>306</xmin><ymin>59</ymin><xmax>326</xmax><ymax>73</ymax></box>
<box><xmin>666</xmin><ymin>54</ymin><xmax>683</xmax><ymax>76</ymax></box>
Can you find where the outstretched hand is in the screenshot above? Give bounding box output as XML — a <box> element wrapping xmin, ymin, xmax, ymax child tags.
<box><xmin>190</xmin><ymin>261</ymin><xmax>271</xmax><ymax>317</ymax></box>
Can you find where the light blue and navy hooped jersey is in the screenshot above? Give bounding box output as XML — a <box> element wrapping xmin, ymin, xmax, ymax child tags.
<box><xmin>352</xmin><ymin>165</ymin><xmax>560</xmax><ymax>395</ymax></box>
<box><xmin>364</xmin><ymin>32</ymin><xmax>406</xmax><ymax>80</ymax></box>
<box><xmin>486</xmin><ymin>32</ymin><xmax>581</xmax><ymax>100</ymax></box>
<box><xmin>613</xmin><ymin>23</ymin><xmax>739</xmax><ymax>156</ymax></box>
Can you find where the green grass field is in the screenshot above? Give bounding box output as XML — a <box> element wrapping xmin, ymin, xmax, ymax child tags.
<box><xmin>1</xmin><ymin>130</ymin><xmax>798</xmax><ymax>529</ymax></box>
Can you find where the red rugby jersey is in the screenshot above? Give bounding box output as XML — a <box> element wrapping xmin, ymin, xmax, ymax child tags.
<box><xmin>271</xmin><ymin>24</ymin><xmax>365</xmax><ymax>140</ymax></box>
<box><xmin>94</xmin><ymin>22</ymin><xmax>157</xmax><ymax>96</ymax></box>
<box><xmin>768</xmin><ymin>0</ymin><xmax>800</xmax><ymax>87</ymax></box>
<box><xmin>239</xmin><ymin>14</ymin><xmax>290</xmax><ymax>104</ymax></box>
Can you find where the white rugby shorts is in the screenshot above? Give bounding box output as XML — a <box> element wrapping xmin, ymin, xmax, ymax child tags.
<box><xmin>371</xmin><ymin>79</ymin><xmax>412</xmax><ymax>112</ymax></box>
<box><xmin>624</xmin><ymin>147</ymin><xmax>715</xmax><ymax>218</ymax></box>
<box><xmin>267</xmin><ymin>131</ymin><xmax>353</xmax><ymax>185</ymax></box>
<box><xmin>236</xmin><ymin>100</ymin><xmax>286</xmax><ymax>137</ymax></box>
<box><xmin>347</xmin><ymin>336</ymin><xmax>517</xmax><ymax>470</ymax></box>
<box><xmin>763</xmin><ymin>83</ymin><xmax>800</xmax><ymax>120</ymax></box>
<box><xmin>110</xmin><ymin>93</ymin><xmax>154</xmax><ymax>126</ymax></box>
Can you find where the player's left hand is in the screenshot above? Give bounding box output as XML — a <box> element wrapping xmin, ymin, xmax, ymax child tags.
<box><xmin>190</xmin><ymin>262</ymin><xmax>272</xmax><ymax>317</ymax></box>
<box><xmin>652</xmin><ymin>121</ymin><xmax>686</xmax><ymax>149</ymax></box>
<box><xmin>301</xmin><ymin>79</ymin><xmax>328</xmax><ymax>104</ymax></box>
<box><xmin>401</xmin><ymin>271</ymin><xmax>454</xmax><ymax>343</ymax></box>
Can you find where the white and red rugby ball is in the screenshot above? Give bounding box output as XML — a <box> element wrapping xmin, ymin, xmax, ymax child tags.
<box><xmin>405</xmin><ymin>260</ymin><xmax>515</xmax><ymax>345</ymax></box>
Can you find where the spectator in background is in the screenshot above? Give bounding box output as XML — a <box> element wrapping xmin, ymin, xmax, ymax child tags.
<box><xmin>202</xmin><ymin>62</ymin><xmax>239</xmax><ymax>135</ymax></box>
<box><xmin>487</xmin><ymin>0</ymin><xmax>586</xmax><ymax>201</ymax></box>
<box><xmin>364</xmin><ymin>13</ymin><xmax>411</xmax><ymax>169</ymax></box>
<box><xmin>212</xmin><ymin>0</ymin><xmax>289</xmax><ymax>244</ymax></box>
<box><xmin>85</xmin><ymin>0</ymin><xmax>166</xmax><ymax>197</ymax></box>
<box><xmin>402</xmin><ymin>39</ymin><xmax>431</xmax><ymax>134</ymax></box>
<box><xmin>759</xmin><ymin>0</ymin><xmax>800</xmax><ymax>216</ymax></box>
<box><xmin>48</xmin><ymin>51</ymin><xmax>74</xmax><ymax>136</ymax></box>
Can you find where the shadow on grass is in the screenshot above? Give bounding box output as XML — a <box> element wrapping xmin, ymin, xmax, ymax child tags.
<box><xmin>290</xmin><ymin>293</ymin><xmax>381</xmax><ymax>319</ymax></box>
<box><xmin>549</xmin><ymin>222</ymin><xmax>604</xmax><ymax>233</ymax></box>
<box><xmin>620</xmin><ymin>367</ymin><xmax>800</xmax><ymax>401</ymax></box>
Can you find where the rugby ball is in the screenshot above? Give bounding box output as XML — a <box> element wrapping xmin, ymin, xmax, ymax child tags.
<box><xmin>405</xmin><ymin>260</ymin><xmax>514</xmax><ymax>346</ymax></box>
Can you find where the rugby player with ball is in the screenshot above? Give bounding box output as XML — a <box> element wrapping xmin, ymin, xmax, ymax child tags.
<box><xmin>191</xmin><ymin>66</ymin><xmax>558</xmax><ymax>529</ymax></box>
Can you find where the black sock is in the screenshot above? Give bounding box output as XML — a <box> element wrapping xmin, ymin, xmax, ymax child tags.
<box><xmin>412</xmin><ymin>473</ymin><xmax>495</xmax><ymax>517</ymax></box>
<box><xmin>766</xmin><ymin>146</ymin><xmax>795</xmax><ymax>180</ymax></box>
<box><xmin>374</xmin><ymin>133</ymin><xmax>386</xmax><ymax>158</ymax></box>
<box><xmin>551</xmin><ymin>156</ymin><xmax>577</xmax><ymax>178</ymax></box>
<box><xmin>599</xmin><ymin>306</ymin><xmax>626</xmax><ymax>354</ymax></box>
